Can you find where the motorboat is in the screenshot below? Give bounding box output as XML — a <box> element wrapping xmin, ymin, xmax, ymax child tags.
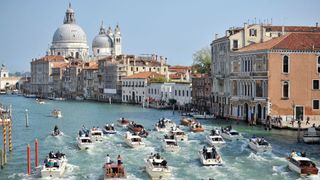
<box><xmin>145</xmin><ymin>153</ymin><xmax>171</xmax><ymax>179</ymax></box>
<box><xmin>220</xmin><ymin>126</ymin><xmax>243</xmax><ymax>141</ymax></box>
<box><xmin>193</xmin><ymin>114</ymin><xmax>215</xmax><ymax>119</ymax></box>
<box><xmin>168</xmin><ymin>127</ymin><xmax>188</xmax><ymax>141</ymax></box>
<box><xmin>248</xmin><ymin>137</ymin><xmax>272</xmax><ymax>152</ymax></box>
<box><xmin>103</xmin><ymin>124</ymin><xmax>117</xmax><ymax>135</ymax></box>
<box><xmin>180</xmin><ymin>117</ymin><xmax>197</xmax><ymax>126</ymax></box>
<box><xmin>75</xmin><ymin>96</ymin><xmax>84</xmax><ymax>101</ymax></box>
<box><xmin>128</xmin><ymin>121</ymin><xmax>148</xmax><ymax>137</ymax></box>
<box><xmin>287</xmin><ymin>154</ymin><xmax>318</xmax><ymax>176</ymax></box>
<box><xmin>124</xmin><ymin>131</ymin><xmax>145</xmax><ymax>148</ymax></box>
<box><xmin>162</xmin><ymin>135</ymin><xmax>180</xmax><ymax>152</ymax></box>
<box><xmin>117</xmin><ymin>118</ymin><xmax>130</xmax><ymax>128</ymax></box>
<box><xmin>41</xmin><ymin>151</ymin><xmax>67</xmax><ymax>178</ymax></box>
<box><xmin>199</xmin><ymin>147</ymin><xmax>223</xmax><ymax>166</ymax></box>
<box><xmin>53</xmin><ymin>97</ymin><xmax>66</xmax><ymax>101</ymax></box>
<box><xmin>206</xmin><ymin>129</ymin><xmax>225</xmax><ymax>147</ymax></box>
<box><xmin>36</xmin><ymin>98</ymin><xmax>45</xmax><ymax>104</ymax></box>
<box><xmin>51</xmin><ymin>109</ymin><xmax>62</xmax><ymax>118</ymax></box>
<box><xmin>51</xmin><ymin>125</ymin><xmax>62</xmax><ymax>136</ymax></box>
<box><xmin>154</xmin><ymin>118</ymin><xmax>177</xmax><ymax>132</ymax></box>
<box><xmin>24</xmin><ymin>94</ymin><xmax>37</xmax><ymax>98</ymax></box>
<box><xmin>303</xmin><ymin>127</ymin><xmax>320</xmax><ymax>144</ymax></box>
<box><xmin>89</xmin><ymin>127</ymin><xmax>104</xmax><ymax>142</ymax></box>
<box><xmin>103</xmin><ymin>162</ymin><xmax>126</xmax><ymax>179</ymax></box>
<box><xmin>189</xmin><ymin>122</ymin><xmax>204</xmax><ymax>133</ymax></box>
<box><xmin>77</xmin><ymin>129</ymin><xmax>94</xmax><ymax>150</ymax></box>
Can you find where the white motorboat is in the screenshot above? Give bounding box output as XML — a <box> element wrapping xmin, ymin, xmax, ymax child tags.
<box><xmin>145</xmin><ymin>153</ymin><xmax>171</xmax><ymax>179</ymax></box>
<box><xmin>162</xmin><ymin>137</ymin><xmax>180</xmax><ymax>152</ymax></box>
<box><xmin>193</xmin><ymin>114</ymin><xmax>215</xmax><ymax>119</ymax></box>
<box><xmin>24</xmin><ymin>94</ymin><xmax>37</xmax><ymax>98</ymax></box>
<box><xmin>206</xmin><ymin>135</ymin><xmax>226</xmax><ymax>147</ymax></box>
<box><xmin>36</xmin><ymin>98</ymin><xmax>45</xmax><ymax>104</ymax></box>
<box><xmin>199</xmin><ymin>147</ymin><xmax>223</xmax><ymax>166</ymax></box>
<box><xmin>77</xmin><ymin>135</ymin><xmax>94</xmax><ymax>150</ymax></box>
<box><xmin>124</xmin><ymin>132</ymin><xmax>145</xmax><ymax>148</ymax></box>
<box><xmin>89</xmin><ymin>127</ymin><xmax>104</xmax><ymax>142</ymax></box>
<box><xmin>75</xmin><ymin>96</ymin><xmax>84</xmax><ymax>101</ymax></box>
<box><xmin>41</xmin><ymin>152</ymin><xmax>67</xmax><ymax>178</ymax></box>
<box><xmin>303</xmin><ymin>127</ymin><xmax>320</xmax><ymax>144</ymax></box>
<box><xmin>53</xmin><ymin>97</ymin><xmax>66</xmax><ymax>101</ymax></box>
<box><xmin>248</xmin><ymin>137</ymin><xmax>272</xmax><ymax>152</ymax></box>
<box><xmin>220</xmin><ymin>127</ymin><xmax>243</xmax><ymax>141</ymax></box>
<box><xmin>102</xmin><ymin>124</ymin><xmax>117</xmax><ymax>135</ymax></box>
<box><xmin>154</xmin><ymin>118</ymin><xmax>177</xmax><ymax>132</ymax></box>
<box><xmin>287</xmin><ymin>155</ymin><xmax>318</xmax><ymax>176</ymax></box>
<box><xmin>51</xmin><ymin>109</ymin><xmax>62</xmax><ymax>118</ymax></box>
<box><xmin>169</xmin><ymin>127</ymin><xmax>188</xmax><ymax>141</ymax></box>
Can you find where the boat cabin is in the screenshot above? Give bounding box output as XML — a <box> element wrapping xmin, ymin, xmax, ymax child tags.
<box><xmin>104</xmin><ymin>163</ymin><xmax>126</xmax><ymax>178</ymax></box>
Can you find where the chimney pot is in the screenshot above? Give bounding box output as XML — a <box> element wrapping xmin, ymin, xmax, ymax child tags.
<box><xmin>215</xmin><ymin>34</ymin><xmax>218</xmax><ymax>39</ymax></box>
<box><xmin>316</xmin><ymin>22</ymin><xmax>319</xmax><ymax>28</ymax></box>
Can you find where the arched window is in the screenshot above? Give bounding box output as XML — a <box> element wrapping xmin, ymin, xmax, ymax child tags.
<box><xmin>70</xmin><ymin>52</ymin><xmax>74</xmax><ymax>57</ymax></box>
<box><xmin>282</xmin><ymin>81</ymin><xmax>289</xmax><ymax>98</ymax></box>
<box><xmin>283</xmin><ymin>55</ymin><xmax>289</xmax><ymax>73</ymax></box>
<box><xmin>317</xmin><ymin>56</ymin><xmax>320</xmax><ymax>73</ymax></box>
<box><xmin>76</xmin><ymin>52</ymin><xmax>80</xmax><ymax>58</ymax></box>
<box><xmin>57</xmin><ymin>52</ymin><xmax>61</xmax><ymax>56</ymax></box>
<box><xmin>97</xmin><ymin>49</ymin><xmax>100</xmax><ymax>54</ymax></box>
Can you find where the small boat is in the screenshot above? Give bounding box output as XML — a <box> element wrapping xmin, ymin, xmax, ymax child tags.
<box><xmin>193</xmin><ymin>114</ymin><xmax>215</xmax><ymax>119</ymax></box>
<box><xmin>51</xmin><ymin>125</ymin><xmax>62</xmax><ymax>136</ymax></box>
<box><xmin>199</xmin><ymin>147</ymin><xmax>223</xmax><ymax>166</ymax></box>
<box><xmin>162</xmin><ymin>136</ymin><xmax>180</xmax><ymax>152</ymax></box>
<box><xmin>51</xmin><ymin>109</ymin><xmax>62</xmax><ymax>118</ymax></box>
<box><xmin>103</xmin><ymin>124</ymin><xmax>117</xmax><ymax>135</ymax></box>
<box><xmin>36</xmin><ymin>98</ymin><xmax>45</xmax><ymax>104</ymax></box>
<box><xmin>77</xmin><ymin>135</ymin><xmax>94</xmax><ymax>150</ymax></box>
<box><xmin>287</xmin><ymin>153</ymin><xmax>318</xmax><ymax>176</ymax></box>
<box><xmin>206</xmin><ymin>129</ymin><xmax>225</xmax><ymax>147</ymax></box>
<box><xmin>248</xmin><ymin>137</ymin><xmax>272</xmax><ymax>152</ymax></box>
<box><xmin>145</xmin><ymin>153</ymin><xmax>171</xmax><ymax>179</ymax></box>
<box><xmin>89</xmin><ymin>127</ymin><xmax>104</xmax><ymax>142</ymax></box>
<box><xmin>124</xmin><ymin>131</ymin><xmax>145</xmax><ymax>148</ymax></box>
<box><xmin>75</xmin><ymin>96</ymin><xmax>84</xmax><ymax>101</ymax></box>
<box><xmin>128</xmin><ymin>121</ymin><xmax>148</xmax><ymax>137</ymax></box>
<box><xmin>180</xmin><ymin>117</ymin><xmax>197</xmax><ymax>126</ymax></box>
<box><xmin>303</xmin><ymin>127</ymin><xmax>320</xmax><ymax>144</ymax></box>
<box><xmin>117</xmin><ymin>118</ymin><xmax>130</xmax><ymax>128</ymax></box>
<box><xmin>154</xmin><ymin>118</ymin><xmax>177</xmax><ymax>132</ymax></box>
<box><xmin>41</xmin><ymin>151</ymin><xmax>67</xmax><ymax>178</ymax></box>
<box><xmin>220</xmin><ymin>126</ymin><xmax>243</xmax><ymax>141</ymax></box>
<box><xmin>103</xmin><ymin>162</ymin><xmax>126</xmax><ymax>179</ymax></box>
<box><xmin>24</xmin><ymin>94</ymin><xmax>37</xmax><ymax>98</ymax></box>
<box><xmin>189</xmin><ymin>122</ymin><xmax>204</xmax><ymax>133</ymax></box>
<box><xmin>53</xmin><ymin>97</ymin><xmax>66</xmax><ymax>101</ymax></box>
<box><xmin>168</xmin><ymin>127</ymin><xmax>188</xmax><ymax>141</ymax></box>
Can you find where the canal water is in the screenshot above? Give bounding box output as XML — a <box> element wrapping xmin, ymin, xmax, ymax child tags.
<box><xmin>0</xmin><ymin>95</ymin><xmax>319</xmax><ymax>180</ymax></box>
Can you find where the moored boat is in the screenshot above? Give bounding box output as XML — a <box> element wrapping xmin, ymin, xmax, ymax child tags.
<box><xmin>287</xmin><ymin>152</ymin><xmax>318</xmax><ymax>176</ymax></box>
<box><xmin>51</xmin><ymin>109</ymin><xmax>62</xmax><ymax>118</ymax></box>
<box><xmin>168</xmin><ymin>127</ymin><xmax>188</xmax><ymax>141</ymax></box>
<box><xmin>303</xmin><ymin>127</ymin><xmax>320</xmax><ymax>144</ymax></box>
<box><xmin>220</xmin><ymin>126</ymin><xmax>243</xmax><ymax>141</ymax></box>
<box><xmin>193</xmin><ymin>114</ymin><xmax>215</xmax><ymax>119</ymax></box>
<box><xmin>154</xmin><ymin>118</ymin><xmax>176</xmax><ymax>132</ymax></box>
<box><xmin>145</xmin><ymin>153</ymin><xmax>171</xmax><ymax>179</ymax></box>
<box><xmin>199</xmin><ymin>146</ymin><xmax>223</xmax><ymax>166</ymax></box>
<box><xmin>248</xmin><ymin>137</ymin><xmax>272</xmax><ymax>152</ymax></box>
<box><xmin>41</xmin><ymin>151</ymin><xmax>67</xmax><ymax>178</ymax></box>
<box><xmin>124</xmin><ymin>131</ymin><xmax>145</xmax><ymax>148</ymax></box>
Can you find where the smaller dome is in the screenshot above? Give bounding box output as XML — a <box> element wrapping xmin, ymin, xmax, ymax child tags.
<box><xmin>92</xmin><ymin>34</ymin><xmax>113</xmax><ymax>48</ymax></box>
<box><xmin>66</xmin><ymin>8</ymin><xmax>74</xmax><ymax>13</ymax></box>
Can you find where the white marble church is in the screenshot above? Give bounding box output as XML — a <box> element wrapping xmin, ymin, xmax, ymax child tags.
<box><xmin>49</xmin><ymin>3</ymin><xmax>122</xmax><ymax>59</ymax></box>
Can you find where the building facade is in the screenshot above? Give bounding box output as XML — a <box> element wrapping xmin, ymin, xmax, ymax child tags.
<box><xmin>192</xmin><ymin>74</ymin><xmax>212</xmax><ymax>114</ymax></box>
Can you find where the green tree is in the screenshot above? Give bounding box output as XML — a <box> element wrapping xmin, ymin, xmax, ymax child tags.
<box><xmin>149</xmin><ymin>76</ymin><xmax>168</xmax><ymax>83</ymax></box>
<box><xmin>192</xmin><ymin>47</ymin><xmax>211</xmax><ymax>74</ymax></box>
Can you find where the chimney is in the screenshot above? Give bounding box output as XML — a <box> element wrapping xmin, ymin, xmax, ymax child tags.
<box><xmin>316</xmin><ymin>22</ymin><xmax>319</xmax><ymax>28</ymax></box>
<box><xmin>282</xmin><ymin>26</ymin><xmax>285</xmax><ymax>35</ymax></box>
<box><xmin>244</xmin><ymin>22</ymin><xmax>248</xmax><ymax>29</ymax></box>
<box><xmin>215</xmin><ymin>34</ymin><xmax>218</xmax><ymax>39</ymax></box>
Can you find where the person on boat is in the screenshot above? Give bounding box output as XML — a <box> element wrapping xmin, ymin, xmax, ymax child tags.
<box><xmin>111</xmin><ymin>124</ymin><xmax>114</xmax><ymax>130</ymax></box>
<box><xmin>301</xmin><ymin>151</ymin><xmax>306</xmax><ymax>157</ymax></box>
<box><xmin>211</xmin><ymin>147</ymin><xmax>216</xmax><ymax>159</ymax></box>
<box><xmin>290</xmin><ymin>150</ymin><xmax>297</xmax><ymax>157</ymax></box>
<box><xmin>117</xmin><ymin>155</ymin><xmax>122</xmax><ymax>166</ymax></box>
<box><xmin>203</xmin><ymin>146</ymin><xmax>207</xmax><ymax>158</ymax></box>
<box><xmin>54</xmin><ymin>125</ymin><xmax>59</xmax><ymax>134</ymax></box>
<box><xmin>106</xmin><ymin>154</ymin><xmax>111</xmax><ymax>164</ymax></box>
<box><xmin>156</xmin><ymin>153</ymin><xmax>161</xmax><ymax>159</ymax></box>
<box><xmin>44</xmin><ymin>155</ymin><xmax>49</xmax><ymax>165</ymax></box>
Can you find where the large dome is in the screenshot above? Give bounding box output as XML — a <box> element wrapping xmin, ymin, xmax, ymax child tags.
<box><xmin>92</xmin><ymin>34</ymin><xmax>113</xmax><ymax>48</ymax></box>
<box><xmin>52</xmin><ymin>24</ymin><xmax>87</xmax><ymax>43</ymax></box>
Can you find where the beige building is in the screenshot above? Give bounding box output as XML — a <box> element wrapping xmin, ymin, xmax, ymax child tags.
<box><xmin>0</xmin><ymin>65</ymin><xmax>21</xmax><ymax>92</ymax></box>
<box><xmin>229</xmin><ymin>32</ymin><xmax>320</xmax><ymax>123</ymax></box>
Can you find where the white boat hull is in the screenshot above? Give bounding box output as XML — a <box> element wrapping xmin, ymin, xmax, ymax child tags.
<box><xmin>248</xmin><ymin>141</ymin><xmax>272</xmax><ymax>152</ymax></box>
<box><xmin>206</xmin><ymin>135</ymin><xmax>226</xmax><ymax>147</ymax></box>
<box><xmin>41</xmin><ymin>159</ymin><xmax>67</xmax><ymax>178</ymax></box>
<box><xmin>303</xmin><ymin>136</ymin><xmax>320</xmax><ymax>144</ymax></box>
<box><xmin>145</xmin><ymin>164</ymin><xmax>171</xmax><ymax>179</ymax></box>
<box><xmin>124</xmin><ymin>138</ymin><xmax>145</xmax><ymax>148</ymax></box>
<box><xmin>175</xmin><ymin>135</ymin><xmax>188</xmax><ymax>141</ymax></box>
<box><xmin>221</xmin><ymin>133</ymin><xmax>242</xmax><ymax>141</ymax></box>
<box><xmin>198</xmin><ymin>151</ymin><xmax>223</xmax><ymax>166</ymax></box>
<box><xmin>288</xmin><ymin>160</ymin><xmax>302</xmax><ymax>174</ymax></box>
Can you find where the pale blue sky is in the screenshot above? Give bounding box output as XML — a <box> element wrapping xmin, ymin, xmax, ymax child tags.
<box><xmin>0</xmin><ymin>0</ymin><xmax>319</xmax><ymax>72</ymax></box>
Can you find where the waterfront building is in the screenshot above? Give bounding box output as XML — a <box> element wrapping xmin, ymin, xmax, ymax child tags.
<box><xmin>122</xmin><ymin>72</ymin><xmax>163</xmax><ymax>104</ymax></box>
<box><xmin>0</xmin><ymin>64</ymin><xmax>21</xmax><ymax>92</ymax></box>
<box><xmin>211</xmin><ymin>23</ymin><xmax>320</xmax><ymax>118</ymax></box>
<box><xmin>229</xmin><ymin>32</ymin><xmax>320</xmax><ymax>122</ymax></box>
<box><xmin>192</xmin><ymin>74</ymin><xmax>212</xmax><ymax>114</ymax></box>
<box><xmin>168</xmin><ymin>66</ymin><xmax>192</xmax><ymax>82</ymax></box>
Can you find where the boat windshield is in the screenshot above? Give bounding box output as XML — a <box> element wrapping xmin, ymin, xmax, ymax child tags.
<box><xmin>81</xmin><ymin>138</ymin><xmax>92</xmax><ymax>143</ymax></box>
<box><xmin>230</xmin><ymin>132</ymin><xmax>239</xmax><ymax>135</ymax></box>
<box><xmin>92</xmin><ymin>132</ymin><xmax>102</xmax><ymax>136</ymax></box>
<box><xmin>132</xmin><ymin>138</ymin><xmax>141</xmax><ymax>142</ymax></box>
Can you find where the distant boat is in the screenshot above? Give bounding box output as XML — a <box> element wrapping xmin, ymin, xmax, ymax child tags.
<box><xmin>75</xmin><ymin>96</ymin><xmax>84</xmax><ymax>101</ymax></box>
<box><xmin>303</xmin><ymin>127</ymin><xmax>320</xmax><ymax>144</ymax></box>
<box><xmin>248</xmin><ymin>137</ymin><xmax>272</xmax><ymax>152</ymax></box>
<box><xmin>51</xmin><ymin>109</ymin><xmax>62</xmax><ymax>118</ymax></box>
<box><xmin>24</xmin><ymin>94</ymin><xmax>37</xmax><ymax>98</ymax></box>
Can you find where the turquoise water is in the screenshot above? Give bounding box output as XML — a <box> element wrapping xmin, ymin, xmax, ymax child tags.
<box><xmin>0</xmin><ymin>95</ymin><xmax>319</xmax><ymax>180</ymax></box>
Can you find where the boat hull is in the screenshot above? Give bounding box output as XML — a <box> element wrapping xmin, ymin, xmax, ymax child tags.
<box><xmin>303</xmin><ymin>136</ymin><xmax>320</xmax><ymax>144</ymax></box>
<box><xmin>248</xmin><ymin>141</ymin><xmax>272</xmax><ymax>152</ymax></box>
<box><xmin>41</xmin><ymin>160</ymin><xmax>67</xmax><ymax>178</ymax></box>
<box><xmin>206</xmin><ymin>136</ymin><xmax>226</xmax><ymax>147</ymax></box>
<box><xmin>198</xmin><ymin>151</ymin><xmax>223</xmax><ymax>166</ymax></box>
<box><xmin>145</xmin><ymin>165</ymin><xmax>171</xmax><ymax>179</ymax></box>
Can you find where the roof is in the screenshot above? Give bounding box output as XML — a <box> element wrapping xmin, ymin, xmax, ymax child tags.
<box><xmin>124</xmin><ymin>72</ymin><xmax>164</xmax><ymax>79</ymax></box>
<box><xmin>169</xmin><ymin>66</ymin><xmax>191</xmax><ymax>73</ymax></box>
<box><xmin>264</xmin><ymin>25</ymin><xmax>320</xmax><ymax>32</ymax></box>
<box><xmin>33</xmin><ymin>55</ymin><xmax>65</xmax><ymax>62</ymax></box>
<box><xmin>238</xmin><ymin>32</ymin><xmax>320</xmax><ymax>52</ymax></box>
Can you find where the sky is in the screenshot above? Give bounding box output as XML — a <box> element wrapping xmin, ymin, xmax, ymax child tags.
<box><xmin>0</xmin><ymin>0</ymin><xmax>319</xmax><ymax>72</ymax></box>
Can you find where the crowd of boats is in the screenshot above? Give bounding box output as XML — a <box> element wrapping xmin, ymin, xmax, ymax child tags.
<box><xmin>41</xmin><ymin>116</ymin><xmax>319</xmax><ymax>179</ymax></box>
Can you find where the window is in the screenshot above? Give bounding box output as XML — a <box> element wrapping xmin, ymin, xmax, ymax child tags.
<box><xmin>282</xmin><ymin>81</ymin><xmax>289</xmax><ymax>98</ymax></box>
<box><xmin>313</xmin><ymin>100</ymin><xmax>319</xmax><ymax>110</ymax></box>
<box><xmin>283</xmin><ymin>55</ymin><xmax>289</xmax><ymax>73</ymax></box>
<box><xmin>313</xmin><ymin>80</ymin><xmax>320</xmax><ymax>90</ymax></box>
<box><xmin>97</xmin><ymin>49</ymin><xmax>100</xmax><ymax>54</ymax></box>
<box><xmin>131</xmin><ymin>67</ymin><xmax>133</xmax><ymax>71</ymax></box>
<box><xmin>175</xmin><ymin>90</ymin><xmax>177</xmax><ymax>96</ymax></box>
<box><xmin>178</xmin><ymin>90</ymin><xmax>181</xmax><ymax>96</ymax></box>
<box><xmin>233</xmin><ymin>40</ymin><xmax>238</xmax><ymax>49</ymax></box>
<box><xmin>318</xmin><ymin>57</ymin><xmax>320</xmax><ymax>73</ymax></box>
<box><xmin>249</xmin><ymin>29</ymin><xmax>257</xmax><ymax>36</ymax></box>
<box><xmin>182</xmin><ymin>90</ymin><xmax>185</xmax><ymax>96</ymax></box>
<box><xmin>136</xmin><ymin>67</ymin><xmax>138</xmax><ymax>71</ymax></box>
<box><xmin>57</xmin><ymin>52</ymin><xmax>61</xmax><ymax>55</ymax></box>
<box><xmin>186</xmin><ymin>91</ymin><xmax>189</xmax><ymax>97</ymax></box>
<box><xmin>76</xmin><ymin>52</ymin><xmax>79</xmax><ymax>58</ymax></box>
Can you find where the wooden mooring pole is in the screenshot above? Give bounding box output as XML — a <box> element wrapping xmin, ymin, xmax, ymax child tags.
<box><xmin>35</xmin><ymin>139</ymin><xmax>38</xmax><ymax>167</ymax></box>
<box><xmin>25</xmin><ymin>109</ymin><xmax>29</xmax><ymax>127</ymax></box>
<box><xmin>3</xmin><ymin>121</ymin><xmax>7</xmax><ymax>166</ymax></box>
<box><xmin>27</xmin><ymin>144</ymin><xmax>31</xmax><ymax>176</ymax></box>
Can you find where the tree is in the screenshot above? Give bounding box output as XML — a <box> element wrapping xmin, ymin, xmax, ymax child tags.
<box><xmin>192</xmin><ymin>47</ymin><xmax>211</xmax><ymax>74</ymax></box>
<box><xmin>168</xmin><ymin>98</ymin><xmax>177</xmax><ymax>105</ymax></box>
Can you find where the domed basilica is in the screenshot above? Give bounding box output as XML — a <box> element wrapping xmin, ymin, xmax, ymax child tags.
<box><xmin>49</xmin><ymin>3</ymin><xmax>122</xmax><ymax>59</ymax></box>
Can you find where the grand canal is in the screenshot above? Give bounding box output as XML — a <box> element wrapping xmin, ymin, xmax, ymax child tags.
<box><xmin>0</xmin><ymin>95</ymin><xmax>319</xmax><ymax>180</ymax></box>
